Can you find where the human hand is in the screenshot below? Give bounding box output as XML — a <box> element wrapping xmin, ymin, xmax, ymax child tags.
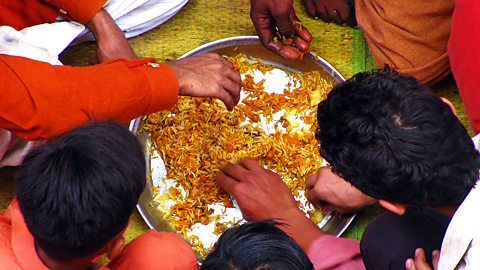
<box><xmin>306</xmin><ymin>166</ymin><xmax>377</xmax><ymax>213</ymax></box>
<box><xmin>87</xmin><ymin>8</ymin><xmax>137</xmax><ymax>63</ymax></box>
<box><xmin>167</xmin><ymin>53</ymin><xmax>242</xmax><ymax>111</ymax></box>
<box><xmin>302</xmin><ymin>0</ymin><xmax>357</xmax><ymax>27</ymax></box>
<box><xmin>215</xmin><ymin>157</ymin><xmax>300</xmax><ymax>220</ymax></box>
<box><xmin>250</xmin><ymin>0</ymin><xmax>313</xmax><ymax>59</ymax></box>
<box><xmin>405</xmin><ymin>248</ymin><xmax>439</xmax><ymax>270</ymax></box>
<box><xmin>215</xmin><ymin>157</ymin><xmax>325</xmax><ymax>250</ymax></box>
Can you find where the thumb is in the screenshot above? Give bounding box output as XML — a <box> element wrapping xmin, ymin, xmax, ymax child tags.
<box><xmin>432</xmin><ymin>250</ymin><xmax>440</xmax><ymax>270</ymax></box>
<box><xmin>406</xmin><ymin>258</ymin><xmax>418</xmax><ymax>270</ymax></box>
<box><xmin>414</xmin><ymin>248</ymin><xmax>434</xmax><ymax>270</ymax></box>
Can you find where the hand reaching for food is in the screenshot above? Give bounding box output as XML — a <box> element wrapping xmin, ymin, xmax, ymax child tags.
<box><xmin>250</xmin><ymin>0</ymin><xmax>312</xmax><ymax>59</ymax></box>
<box><xmin>306</xmin><ymin>166</ymin><xmax>377</xmax><ymax>213</ymax></box>
<box><xmin>166</xmin><ymin>53</ymin><xmax>242</xmax><ymax>111</ymax></box>
<box><xmin>215</xmin><ymin>157</ymin><xmax>326</xmax><ymax>250</ymax></box>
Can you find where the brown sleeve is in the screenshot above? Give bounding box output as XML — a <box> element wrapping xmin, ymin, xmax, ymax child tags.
<box><xmin>0</xmin><ymin>55</ymin><xmax>179</xmax><ymax>141</ymax></box>
<box><xmin>355</xmin><ymin>0</ymin><xmax>452</xmax><ymax>85</ymax></box>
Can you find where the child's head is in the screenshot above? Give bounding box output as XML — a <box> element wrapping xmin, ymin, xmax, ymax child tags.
<box><xmin>16</xmin><ymin>121</ymin><xmax>146</xmax><ymax>260</ymax></box>
<box><xmin>316</xmin><ymin>70</ymin><xmax>480</xmax><ymax>208</ymax></box>
<box><xmin>201</xmin><ymin>220</ymin><xmax>313</xmax><ymax>270</ymax></box>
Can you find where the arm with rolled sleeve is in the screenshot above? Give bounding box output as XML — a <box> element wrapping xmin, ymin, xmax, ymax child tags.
<box><xmin>0</xmin><ymin>54</ymin><xmax>179</xmax><ymax>141</ymax></box>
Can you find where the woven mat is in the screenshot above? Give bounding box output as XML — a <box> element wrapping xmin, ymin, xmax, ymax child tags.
<box><xmin>1</xmin><ymin>0</ymin><xmax>470</xmax><ymax>245</ymax></box>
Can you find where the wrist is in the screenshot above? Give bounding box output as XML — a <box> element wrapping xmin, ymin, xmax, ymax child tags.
<box><xmin>273</xmin><ymin>207</ymin><xmax>325</xmax><ymax>251</ymax></box>
<box><xmin>165</xmin><ymin>62</ymin><xmax>186</xmax><ymax>96</ymax></box>
<box><xmin>87</xmin><ymin>8</ymin><xmax>114</xmax><ymax>40</ymax></box>
<box><xmin>273</xmin><ymin>206</ymin><xmax>306</xmax><ymax>222</ymax></box>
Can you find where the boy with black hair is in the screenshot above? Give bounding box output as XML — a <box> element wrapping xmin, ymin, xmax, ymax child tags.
<box><xmin>314</xmin><ymin>70</ymin><xmax>480</xmax><ymax>270</ymax></box>
<box><xmin>201</xmin><ymin>220</ymin><xmax>313</xmax><ymax>270</ymax></box>
<box><xmin>216</xmin><ymin>70</ymin><xmax>480</xmax><ymax>270</ymax></box>
<box><xmin>316</xmin><ymin>70</ymin><xmax>478</xmax><ymax>209</ymax></box>
<box><xmin>0</xmin><ymin>121</ymin><xmax>199</xmax><ymax>269</ymax></box>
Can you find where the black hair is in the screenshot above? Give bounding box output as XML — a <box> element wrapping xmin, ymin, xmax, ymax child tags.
<box><xmin>16</xmin><ymin>121</ymin><xmax>146</xmax><ymax>260</ymax></box>
<box><xmin>316</xmin><ymin>70</ymin><xmax>480</xmax><ymax>207</ymax></box>
<box><xmin>201</xmin><ymin>220</ymin><xmax>313</xmax><ymax>270</ymax></box>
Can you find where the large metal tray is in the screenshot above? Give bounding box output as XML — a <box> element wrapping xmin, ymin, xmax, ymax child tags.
<box><xmin>130</xmin><ymin>36</ymin><xmax>355</xmax><ymax>242</ymax></box>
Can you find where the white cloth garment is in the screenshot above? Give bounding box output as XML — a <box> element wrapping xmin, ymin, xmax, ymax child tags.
<box><xmin>437</xmin><ymin>134</ymin><xmax>480</xmax><ymax>270</ymax></box>
<box><xmin>73</xmin><ymin>0</ymin><xmax>189</xmax><ymax>44</ymax></box>
<box><xmin>0</xmin><ymin>23</ymin><xmax>83</xmax><ymax>64</ymax></box>
<box><xmin>0</xmin><ymin>0</ymin><xmax>189</xmax><ymax>62</ymax></box>
<box><xmin>2</xmin><ymin>0</ymin><xmax>188</xmax><ymax>54</ymax></box>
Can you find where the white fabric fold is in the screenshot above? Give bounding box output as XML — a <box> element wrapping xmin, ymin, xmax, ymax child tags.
<box><xmin>73</xmin><ymin>0</ymin><xmax>188</xmax><ymax>43</ymax></box>
<box><xmin>0</xmin><ymin>0</ymin><xmax>187</xmax><ymax>167</ymax></box>
<box><xmin>0</xmin><ymin>23</ymin><xmax>83</xmax><ymax>65</ymax></box>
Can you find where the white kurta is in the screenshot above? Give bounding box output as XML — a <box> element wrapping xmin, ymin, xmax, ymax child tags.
<box><xmin>3</xmin><ymin>0</ymin><xmax>188</xmax><ymax>56</ymax></box>
<box><xmin>437</xmin><ymin>134</ymin><xmax>480</xmax><ymax>270</ymax></box>
<box><xmin>73</xmin><ymin>0</ymin><xmax>189</xmax><ymax>43</ymax></box>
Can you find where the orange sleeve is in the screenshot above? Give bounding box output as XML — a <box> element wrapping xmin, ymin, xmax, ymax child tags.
<box><xmin>43</xmin><ymin>0</ymin><xmax>107</xmax><ymax>25</ymax></box>
<box><xmin>0</xmin><ymin>55</ymin><xmax>179</xmax><ymax>141</ymax></box>
<box><xmin>107</xmin><ymin>230</ymin><xmax>199</xmax><ymax>270</ymax></box>
<box><xmin>0</xmin><ymin>0</ymin><xmax>58</xmax><ymax>30</ymax></box>
<box><xmin>0</xmin><ymin>0</ymin><xmax>106</xmax><ymax>29</ymax></box>
<box><xmin>0</xmin><ymin>199</ymin><xmax>23</xmax><ymax>270</ymax></box>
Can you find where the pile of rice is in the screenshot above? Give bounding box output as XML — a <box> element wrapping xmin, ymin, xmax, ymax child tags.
<box><xmin>143</xmin><ymin>53</ymin><xmax>333</xmax><ymax>257</ymax></box>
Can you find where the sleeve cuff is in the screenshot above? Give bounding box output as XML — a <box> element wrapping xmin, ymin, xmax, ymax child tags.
<box><xmin>136</xmin><ymin>61</ymin><xmax>179</xmax><ymax>114</ymax></box>
<box><xmin>45</xmin><ymin>0</ymin><xmax>107</xmax><ymax>24</ymax></box>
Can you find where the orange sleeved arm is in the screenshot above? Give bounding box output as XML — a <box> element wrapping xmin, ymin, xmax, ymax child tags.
<box><xmin>0</xmin><ymin>0</ymin><xmax>58</xmax><ymax>30</ymax></box>
<box><xmin>0</xmin><ymin>55</ymin><xmax>179</xmax><ymax>141</ymax></box>
<box><xmin>44</xmin><ymin>0</ymin><xmax>107</xmax><ymax>25</ymax></box>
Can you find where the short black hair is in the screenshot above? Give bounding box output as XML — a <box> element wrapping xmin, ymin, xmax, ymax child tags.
<box><xmin>16</xmin><ymin>121</ymin><xmax>146</xmax><ymax>260</ymax></box>
<box><xmin>316</xmin><ymin>70</ymin><xmax>480</xmax><ymax>207</ymax></box>
<box><xmin>201</xmin><ymin>220</ymin><xmax>313</xmax><ymax>270</ymax></box>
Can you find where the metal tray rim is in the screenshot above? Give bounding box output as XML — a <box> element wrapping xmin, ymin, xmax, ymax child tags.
<box><xmin>130</xmin><ymin>36</ymin><xmax>355</xmax><ymax>241</ymax></box>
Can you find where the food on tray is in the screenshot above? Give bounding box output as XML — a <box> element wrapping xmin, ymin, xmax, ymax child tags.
<box><xmin>143</xmin><ymin>53</ymin><xmax>333</xmax><ymax>257</ymax></box>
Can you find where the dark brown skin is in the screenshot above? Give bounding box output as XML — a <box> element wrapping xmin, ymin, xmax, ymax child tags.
<box><xmin>250</xmin><ymin>0</ymin><xmax>313</xmax><ymax>60</ymax></box>
<box><xmin>167</xmin><ymin>53</ymin><xmax>242</xmax><ymax>111</ymax></box>
<box><xmin>294</xmin><ymin>36</ymin><xmax>310</xmax><ymax>52</ymax></box>
<box><xmin>87</xmin><ymin>8</ymin><xmax>137</xmax><ymax>63</ymax></box>
<box><xmin>215</xmin><ymin>157</ymin><xmax>325</xmax><ymax>251</ymax></box>
<box><xmin>302</xmin><ymin>0</ymin><xmax>357</xmax><ymax>27</ymax></box>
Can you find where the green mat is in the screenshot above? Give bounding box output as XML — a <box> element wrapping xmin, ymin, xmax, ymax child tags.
<box><xmin>1</xmin><ymin>0</ymin><xmax>470</xmax><ymax>246</ymax></box>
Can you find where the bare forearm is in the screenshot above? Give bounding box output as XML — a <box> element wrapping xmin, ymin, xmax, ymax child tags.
<box><xmin>87</xmin><ymin>8</ymin><xmax>119</xmax><ymax>41</ymax></box>
<box><xmin>87</xmin><ymin>8</ymin><xmax>137</xmax><ymax>62</ymax></box>
<box><xmin>275</xmin><ymin>208</ymin><xmax>326</xmax><ymax>252</ymax></box>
